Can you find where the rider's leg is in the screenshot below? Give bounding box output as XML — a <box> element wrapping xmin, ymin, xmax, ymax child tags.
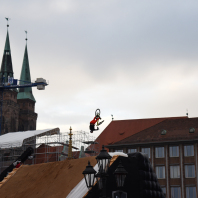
<box><xmin>97</xmin><ymin>120</ymin><xmax>104</xmax><ymax>126</ymax></box>
<box><xmin>90</xmin><ymin>124</ymin><xmax>94</xmax><ymax>133</ymax></box>
<box><xmin>90</xmin><ymin>124</ymin><xmax>99</xmax><ymax>132</ymax></box>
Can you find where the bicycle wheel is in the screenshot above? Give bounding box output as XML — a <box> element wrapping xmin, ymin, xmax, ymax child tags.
<box><xmin>95</xmin><ymin>109</ymin><xmax>100</xmax><ymax>116</ymax></box>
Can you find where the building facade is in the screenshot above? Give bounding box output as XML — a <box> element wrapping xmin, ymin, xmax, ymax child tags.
<box><xmin>106</xmin><ymin>117</ymin><xmax>198</xmax><ymax>198</ymax></box>
<box><xmin>0</xmin><ymin>24</ymin><xmax>37</xmax><ymax>134</ymax></box>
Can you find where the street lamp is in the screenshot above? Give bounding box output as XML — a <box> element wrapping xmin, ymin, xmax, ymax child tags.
<box><xmin>95</xmin><ymin>145</ymin><xmax>112</xmax><ymax>198</ymax></box>
<box><xmin>82</xmin><ymin>161</ymin><xmax>96</xmax><ymax>189</ymax></box>
<box><xmin>114</xmin><ymin>161</ymin><xmax>128</xmax><ymax>188</ymax></box>
<box><xmin>82</xmin><ymin>146</ymin><xmax>130</xmax><ymax>198</ymax></box>
<box><xmin>95</xmin><ymin>145</ymin><xmax>112</xmax><ymax>173</ymax></box>
<box><xmin>113</xmin><ymin>161</ymin><xmax>128</xmax><ymax>198</ymax></box>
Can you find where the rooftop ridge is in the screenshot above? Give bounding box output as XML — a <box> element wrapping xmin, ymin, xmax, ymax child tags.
<box><xmin>113</xmin><ymin>116</ymin><xmax>188</xmax><ymax>122</ymax></box>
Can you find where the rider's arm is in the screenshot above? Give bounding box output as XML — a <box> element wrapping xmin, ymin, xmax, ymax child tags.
<box><xmin>95</xmin><ymin>117</ymin><xmax>100</xmax><ymax>122</ymax></box>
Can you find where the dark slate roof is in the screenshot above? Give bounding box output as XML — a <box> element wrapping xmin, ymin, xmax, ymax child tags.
<box><xmin>0</xmin><ymin>30</ymin><xmax>14</xmax><ymax>81</ymax></box>
<box><xmin>110</xmin><ymin>117</ymin><xmax>198</xmax><ymax>146</ymax></box>
<box><xmin>94</xmin><ymin>116</ymin><xmax>188</xmax><ymax>149</ymax></box>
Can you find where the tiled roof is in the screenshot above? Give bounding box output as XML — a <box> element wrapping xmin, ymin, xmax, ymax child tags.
<box><xmin>95</xmin><ymin>116</ymin><xmax>187</xmax><ymax>149</ymax></box>
<box><xmin>111</xmin><ymin>117</ymin><xmax>198</xmax><ymax>146</ymax></box>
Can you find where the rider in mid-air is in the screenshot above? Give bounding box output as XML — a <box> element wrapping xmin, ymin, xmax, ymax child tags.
<box><xmin>89</xmin><ymin>109</ymin><xmax>104</xmax><ymax>133</ymax></box>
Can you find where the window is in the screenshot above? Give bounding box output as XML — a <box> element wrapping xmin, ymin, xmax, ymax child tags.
<box><xmin>170</xmin><ymin>165</ymin><xmax>180</xmax><ymax>178</ymax></box>
<box><xmin>161</xmin><ymin>187</ymin><xmax>166</xmax><ymax>196</ymax></box>
<box><xmin>169</xmin><ymin>146</ymin><xmax>179</xmax><ymax>157</ymax></box>
<box><xmin>156</xmin><ymin>166</ymin><xmax>165</xmax><ymax>179</ymax></box>
<box><xmin>155</xmin><ymin>147</ymin><xmax>165</xmax><ymax>158</ymax></box>
<box><xmin>184</xmin><ymin>145</ymin><xmax>194</xmax><ymax>157</ymax></box>
<box><xmin>185</xmin><ymin>165</ymin><xmax>195</xmax><ymax>178</ymax></box>
<box><xmin>141</xmin><ymin>148</ymin><xmax>150</xmax><ymax>158</ymax></box>
<box><xmin>115</xmin><ymin>149</ymin><xmax>123</xmax><ymax>152</ymax></box>
<box><xmin>186</xmin><ymin>187</ymin><xmax>196</xmax><ymax>198</ymax></box>
<box><xmin>171</xmin><ymin>187</ymin><xmax>181</xmax><ymax>198</ymax></box>
<box><xmin>128</xmin><ymin>148</ymin><xmax>137</xmax><ymax>153</ymax></box>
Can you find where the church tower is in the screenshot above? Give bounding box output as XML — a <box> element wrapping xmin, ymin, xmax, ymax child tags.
<box><xmin>17</xmin><ymin>35</ymin><xmax>37</xmax><ymax>131</ymax></box>
<box><xmin>0</xmin><ymin>20</ymin><xmax>38</xmax><ymax>135</ymax></box>
<box><xmin>0</xmin><ymin>22</ymin><xmax>19</xmax><ymax>134</ymax></box>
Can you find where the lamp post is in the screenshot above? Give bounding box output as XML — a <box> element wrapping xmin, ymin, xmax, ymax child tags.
<box><xmin>95</xmin><ymin>145</ymin><xmax>112</xmax><ymax>198</ymax></box>
<box><xmin>113</xmin><ymin>161</ymin><xmax>128</xmax><ymax>198</ymax></box>
<box><xmin>95</xmin><ymin>165</ymin><xmax>102</xmax><ymax>188</ymax></box>
<box><xmin>95</xmin><ymin>145</ymin><xmax>112</xmax><ymax>174</ymax></box>
<box><xmin>84</xmin><ymin>146</ymin><xmax>130</xmax><ymax>198</ymax></box>
<box><xmin>82</xmin><ymin>161</ymin><xmax>96</xmax><ymax>198</ymax></box>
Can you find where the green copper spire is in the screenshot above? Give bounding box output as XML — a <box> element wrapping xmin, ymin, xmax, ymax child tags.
<box><xmin>4</xmin><ymin>31</ymin><xmax>11</xmax><ymax>51</ymax></box>
<box><xmin>0</xmin><ymin>28</ymin><xmax>14</xmax><ymax>82</ymax></box>
<box><xmin>17</xmin><ymin>41</ymin><xmax>36</xmax><ymax>102</ymax></box>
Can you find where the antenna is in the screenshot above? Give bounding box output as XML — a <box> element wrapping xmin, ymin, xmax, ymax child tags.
<box><xmin>25</xmin><ymin>30</ymin><xmax>28</xmax><ymax>42</ymax></box>
<box><xmin>5</xmin><ymin>17</ymin><xmax>10</xmax><ymax>28</ymax></box>
<box><xmin>186</xmin><ymin>109</ymin><xmax>188</xmax><ymax>117</ymax></box>
<box><xmin>111</xmin><ymin>114</ymin><xmax>114</xmax><ymax>121</ymax></box>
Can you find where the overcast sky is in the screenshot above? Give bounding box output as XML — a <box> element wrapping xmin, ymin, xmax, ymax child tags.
<box><xmin>0</xmin><ymin>0</ymin><xmax>198</xmax><ymax>138</ymax></box>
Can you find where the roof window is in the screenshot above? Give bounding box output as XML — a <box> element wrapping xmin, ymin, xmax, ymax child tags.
<box><xmin>189</xmin><ymin>127</ymin><xmax>195</xmax><ymax>133</ymax></box>
<box><xmin>161</xmin><ymin>129</ymin><xmax>167</xmax><ymax>135</ymax></box>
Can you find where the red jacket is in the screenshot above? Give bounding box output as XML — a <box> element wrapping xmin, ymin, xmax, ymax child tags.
<box><xmin>90</xmin><ymin>116</ymin><xmax>100</xmax><ymax>124</ymax></box>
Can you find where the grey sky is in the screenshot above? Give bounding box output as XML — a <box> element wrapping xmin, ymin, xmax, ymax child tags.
<box><xmin>0</xmin><ymin>0</ymin><xmax>198</xmax><ymax>137</ymax></box>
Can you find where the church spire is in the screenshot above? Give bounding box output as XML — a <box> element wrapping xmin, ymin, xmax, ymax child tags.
<box><xmin>17</xmin><ymin>32</ymin><xmax>36</xmax><ymax>102</ymax></box>
<box><xmin>0</xmin><ymin>18</ymin><xmax>14</xmax><ymax>82</ymax></box>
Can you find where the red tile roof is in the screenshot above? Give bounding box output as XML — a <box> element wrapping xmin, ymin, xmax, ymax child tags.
<box><xmin>72</xmin><ymin>151</ymin><xmax>90</xmax><ymax>159</ymax></box>
<box><xmin>110</xmin><ymin>117</ymin><xmax>198</xmax><ymax>146</ymax></box>
<box><xmin>25</xmin><ymin>144</ymin><xmax>64</xmax><ymax>164</ymax></box>
<box><xmin>95</xmin><ymin>116</ymin><xmax>188</xmax><ymax>149</ymax></box>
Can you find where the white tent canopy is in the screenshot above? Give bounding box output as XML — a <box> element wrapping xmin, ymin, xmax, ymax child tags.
<box><xmin>0</xmin><ymin>128</ymin><xmax>59</xmax><ymax>148</ymax></box>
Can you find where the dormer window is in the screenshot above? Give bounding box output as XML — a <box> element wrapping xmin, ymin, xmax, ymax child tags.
<box><xmin>161</xmin><ymin>129</ymin><xmax>167</xmax><ymax>135</ymax></box>
<box><xmin>189</xmin><ymin>127</ymin><xmax>195</xmax><ymax>133</ymax></box>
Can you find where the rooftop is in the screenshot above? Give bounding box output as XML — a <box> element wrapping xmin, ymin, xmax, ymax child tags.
<box><xmin>0</xmin><ymin>128</ymin><xmax>60</xmax><ymax>148</ymax></box>
<box><xmin>108</xmin><ymin>117</ymin><xmax>198</xmax><ymax>146</ymax></box>
<box><xmin>95</xmin><ymin>116</ymin><xmax>188</xmax><ymax>149</ymax></box>
<box><xmin>0</xmin><ymin>156</ymin><xmax>97</xmax><ymax>198</ymax></box>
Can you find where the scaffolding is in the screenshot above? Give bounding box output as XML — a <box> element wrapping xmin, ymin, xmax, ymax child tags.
<box><xmin>0</xmin><ymin>130</ymin><xmax>100</xmax><ymax>173</ymax></box>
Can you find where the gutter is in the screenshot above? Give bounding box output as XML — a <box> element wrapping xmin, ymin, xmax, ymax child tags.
<box><xmin>105</xmin><ymin>138</ymin><xmax>198</xmax><ymax>148</ymax></box>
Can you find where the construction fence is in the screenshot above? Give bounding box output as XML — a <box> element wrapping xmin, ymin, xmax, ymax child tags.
<box><xmin>0</xmin><ymin>131</ymin><xmax>100</xmax><ymax>173</ymax></box>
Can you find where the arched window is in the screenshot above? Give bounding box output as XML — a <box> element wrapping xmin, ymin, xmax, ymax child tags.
<box><xmin>29</xmin><ymin>120</ymin><xmax>35</xmax><ymax>130</ymax></box>
<box><xmin>5</xmin><ymin>124</ymin><xmax>8</xmax><ymax>134</ymax></box>
<box><xmin>1</xmin><ymin>116</ymin><xmax>5</xmax><ymax>131</ymax></box>
<box><xmin>11</xmin><ymin>117</ymin><xmax>16</xmax><ymax>132</ymax></box>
